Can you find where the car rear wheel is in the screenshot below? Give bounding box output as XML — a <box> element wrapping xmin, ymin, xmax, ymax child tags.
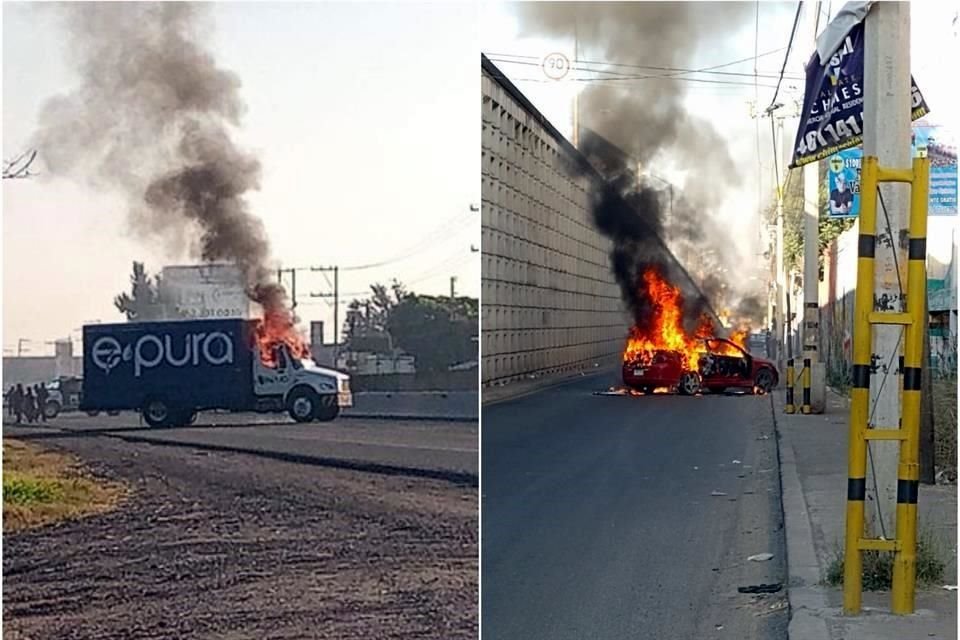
<box><xmin>679</xmin><ymin>372</ymin><xmax>701</xmax><ymax>396</ymax></box>
<box><xmin>754</xmin><ymin>369</ymin><xmax>775</xmax><ymax>394</ymax></box>
<box><xmin>44</xmin><ymin>400</ymin><xmax>61</xmax><ymax>419</ymax></box>
<box><xmin>142</xmin><ymin>398</ymin><xmax>172</xmax><ymax>428</ymax></box>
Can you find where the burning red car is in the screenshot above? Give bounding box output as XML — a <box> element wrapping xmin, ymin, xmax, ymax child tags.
<box><xmin>622</xmin><ymin>337</ymin><xmax>778</xmax><ymax>395</ymax></box>
<box><xmin>619</xmin><ymin>266</ymin><xmax>778</xmax><ymax>395</ymax></box>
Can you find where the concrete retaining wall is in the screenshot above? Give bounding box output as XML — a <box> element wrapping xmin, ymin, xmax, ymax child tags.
<box><xmin>481</xmin><ymin>58</ymin><xmax>627</xmax><ymax>386</ymax></box>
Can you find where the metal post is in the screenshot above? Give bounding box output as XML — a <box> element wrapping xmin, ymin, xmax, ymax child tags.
<box><xmin>802</xmin><ymin>357</ymin><xmax>812</xmax><ymax>414</ymax></box>
<box><xmin>786</xmin><ymin>359</ymin><xmax>796</xmax><ymax>413</ymax></box>
<box><xmin>450</xmin><ymin>276</ymin><xmax>457</xmax><ymax>299</ymax></box>
<box><xmin>863</xmin><ymin>0</ymin><xmax>911</xmax><ymax>546</ymax></box>
<box><xmin>843</xmin><ymin>156</ymin><xmax>880</xmax><ymax>615</ymax></box>
<box><xmin>891</xmin><ymin>157</ymin><xmax>929</xmax><ymax>614</ymax></box>
<box><xmin>290</xmin><ymin>269</ymin><xmax>297</xmax><ymax>310</ymax></box>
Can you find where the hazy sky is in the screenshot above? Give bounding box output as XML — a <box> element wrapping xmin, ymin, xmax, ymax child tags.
<box><xmin>480</xmin><ymin>1</ymin><xmax>958</xmax><ymax>281</ymax></box>
<box><xmin>3</xmin><ymin>2</ymin><xmax>478</xmax><ymax>354</ymax></box>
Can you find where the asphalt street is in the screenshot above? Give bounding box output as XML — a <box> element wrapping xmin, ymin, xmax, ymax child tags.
<box><xmin>4</xmin><ymin>411</ymin><xmax>477</xmax><ymax>481</ymax></box>
<box><xmin>482</xmin><ymin>371</ymin><xmax>789</xmax><ymax>640</ymax></box>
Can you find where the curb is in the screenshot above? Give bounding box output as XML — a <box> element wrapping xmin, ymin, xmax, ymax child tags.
<box><xmin>341</xmin><ymin>413</ymin><xmax>477</xmax><ymax>423</ymax></box>
<box><xmin>482</xmin><ymin>367</ymin><xmax>615</xmax><ymax>407</ymax></box>
<box><xmin>772</xmin><ymin>395</ymin><xmax>833</xmax><ymax>640</ymax></box>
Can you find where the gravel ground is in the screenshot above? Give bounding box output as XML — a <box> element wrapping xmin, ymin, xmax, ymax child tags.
<box><xmin>2</xmin><ymin>434</ymin><xmax>477</xmax><ymax>640</ymax></box>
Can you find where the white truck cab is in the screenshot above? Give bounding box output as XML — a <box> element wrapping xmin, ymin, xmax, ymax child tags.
<box><xmin>253</xmin><ymin>344</ymin><xmax>352</xmax><ymax>422</ymax></box>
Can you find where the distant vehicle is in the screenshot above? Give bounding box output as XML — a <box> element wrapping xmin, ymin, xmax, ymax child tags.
<box><xmin>42</xmin><ymin>376</ymin><xmax>122</xmax><ymax>419</ymax></box>
<box><xmin>747</xmin><ymin>331</ymin><xmax>770</xmax><ymax>358</ymax></box>
<box><xmin>622</xmin><ymin>338</ymin><xmax>779</xmax><ymax>395</ymax></box>
<box><xmin>81</xmin><ymin>318</ymin><xmax>352</xmax><ymax>428</ymax></box>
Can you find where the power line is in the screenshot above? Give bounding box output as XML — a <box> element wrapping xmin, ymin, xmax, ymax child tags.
<box><xmin>337</xmin><ymin>209</ymin><xmax>474</xmax><ymax>272</ymax></box>
<box><xmin>486</xmin><ymin>55</ymin><xmax>804</xmax><ymax>81</ymax></box>
<box><xmin>768</xmin><ymin>1</ymin><xmax>805</xmax><ymax>111</ymax></box>
<box><xmin>485</xmin><ymin>47</ymin><xmax>800</xmax><ymax>78</ymax></box>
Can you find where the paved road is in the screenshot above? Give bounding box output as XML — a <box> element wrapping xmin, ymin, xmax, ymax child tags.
<box><xmin>5</xmin><ymin>411</ymin><xmax>477</xmax><ymax>481</ymax></box>
<box><xmin>482</xmin><ymin>372</ymin><xmax>788</xmax><ymax>640</ymax></box>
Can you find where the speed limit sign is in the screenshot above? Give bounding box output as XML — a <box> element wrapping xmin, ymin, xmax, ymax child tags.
<box><xmin>542</xmin><ymin>52</ymin><xmax>571</xmax><ymax>80</ymax></box>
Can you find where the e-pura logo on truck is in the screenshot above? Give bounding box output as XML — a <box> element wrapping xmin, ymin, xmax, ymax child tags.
<box><xmin>91</xmin><ymin>331</ymin><xmax>235</xmax><ymax>377</ymax></box>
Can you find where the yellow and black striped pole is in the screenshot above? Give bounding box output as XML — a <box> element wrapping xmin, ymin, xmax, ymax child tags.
<box><xmin>843</xmin><ymin>156</ymin><xmax>880</xmax><ymax>614</ymax></box>
<box><xmin>891</xmin><ymin>156</ymin><xmax>929</xmax><ymax>614</ymax></box>
<box><xmin>785</xmin><ymin>359</ymin><xmax>795</xmax><ymax>414</ymax></box>
<box><xmin>801</xmin><ymin>358</ymin><xmax>812</xmax><ymax>414</ymax></box>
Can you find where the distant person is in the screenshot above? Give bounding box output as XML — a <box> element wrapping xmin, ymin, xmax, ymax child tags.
<box><xmin>23</xmin><ymin>388</ymin><xmax>37</xmax><ymax>424</ymax></box>
<box><xmin>4</xmin><ymin>385</ymin><xmax>14</xmax><ymax>419</ymax></box>
<box><xmin>830</xmin><ymin>172</ymin><xmax>853</xmax><ymax>215</ymax></box>
<box><xmin>35</xmin><ymin>384</ymin><xmax>49</xmax><ymax>423</ymax></box>
<box><xmin>13</xmin><ymin>384</ymin><xmax>25</xmax><ymax>424</ymax></box>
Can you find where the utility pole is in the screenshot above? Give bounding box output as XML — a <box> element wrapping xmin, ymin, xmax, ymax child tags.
<box><xmin>450</xmin><ymin>276</ymin><xmax>457</xmax><ymax>299</ymax></box>
<box><xmin>308</xmin><ymin>265</ymin><xmax>340</xmax><ymax>346</ymax></box>
<box><xmin>572</xmin><ymin>16</ymin><xmax>580</xmax><ymax>148</ymax></box>
<box><xmin>802</xmin><ymin>0</ymin><xmax>826</xmax><ymax>412</ymax></box>
<box><xmin>774</xmin><ymin>116</ymin><xmax>787</xmax><ymax>372</ymax></box>
<box><xmin>862</xmin><ymin>1</ymin><xmax>911</xmax><ymax>539</ymax></box>
<box><xmin>333</xmin><ymin>266</ymin><xmax>339</xmax><ymax>347</ymax></box>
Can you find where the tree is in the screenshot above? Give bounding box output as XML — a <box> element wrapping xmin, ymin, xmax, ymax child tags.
<box><xmin>114</xmin><ymin>262</ymin><xmax>164</xmax><ymax>321</ymax></box>
<box><xmin>387</xmin><ymin>294</ymin><xmax>478</xmax><ymax>373</ymax></box>
<box><xmin>3</xmin><ymin>149</ymin><xmax>38</xmax><ymax>180</ymax></box>
<box><xmin>766</xmin><ymin>164</ymin><xmax>855</xmax><ymax>278</ymax></box>
<box><xmin>343</xmin><ymin>280</ymin><xmax>479</xmax><ymax>373</ymax></box>
<box><xmin>342</xmin><ymin>279</ymin><xmax>408</xmax><ymax>345</ymax></box>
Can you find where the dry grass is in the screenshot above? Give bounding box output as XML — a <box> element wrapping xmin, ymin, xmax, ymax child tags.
<box><xmin>932</xmin><ymin>378</ymin><xmax>957</xmax><ymax>483</ymax></box>
<box><xmin>3</xmin><ymin>439</ymin><xmax>127</xmax><ymax>532</ymax></box>
<box><xmin>824</xmin><ymin>526</ymin><xmax>947</xmax><ymax>590</ymax></box>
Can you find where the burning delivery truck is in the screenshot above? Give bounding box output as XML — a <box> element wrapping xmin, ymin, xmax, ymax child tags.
<box><xmin>81</xmin><ymin>318</ymin><xmax>351</xmax><ymax>427</ymax></box>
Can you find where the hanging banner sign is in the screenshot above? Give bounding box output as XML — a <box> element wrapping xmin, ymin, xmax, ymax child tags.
<box><xmin>790</xmin><ymin>20</ymin><xmax>930</xmax><ymax>168</ymax></box>
<box><xmin>913</xmin><ymin>125</ymin><xmax>958</xmax><ymax>215</ymax></box>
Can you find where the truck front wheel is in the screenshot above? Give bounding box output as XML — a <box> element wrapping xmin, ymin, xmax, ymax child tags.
<box><xmin>287</xmin><ymin>387</ymin><xmax>320</xmax><ymax>423</ymax></box>
<box><xmin>142</xmin><ymin>398</ymin><xmax>172</xmax><ymax>428</ymax></box>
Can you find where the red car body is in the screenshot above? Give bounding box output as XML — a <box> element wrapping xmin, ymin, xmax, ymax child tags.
<box><xmin>622</xmin><ymin>338</ymin><xmax>779</xmax><ymax>395</ymax></box>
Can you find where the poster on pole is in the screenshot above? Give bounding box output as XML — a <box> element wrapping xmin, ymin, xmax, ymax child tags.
<box><xmin>791</xmin><ymin>20</ymin><xmax>929</xmax><ymax>168</ymax></box>
<box><xmin>827</xmin><ymin>149</ymin><xmax>861</xmax><ymax>218</ymax></box>
<box><xmin>822</xmin><ymin>124</ymin><xmax>957</xmax><ymax>218</ymax></box>
<box><xmin>913</xmin><ymin>125</ymin><xmax>957</xmax><ymax>215</ymax></box>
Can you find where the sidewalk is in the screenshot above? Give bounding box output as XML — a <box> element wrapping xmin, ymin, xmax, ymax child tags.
<box><xmin>773</xmin><ymin>386</ymin><xmax>957</xmax><ymax>639</ymax></box>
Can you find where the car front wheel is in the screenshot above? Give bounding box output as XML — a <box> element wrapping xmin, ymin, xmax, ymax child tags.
<box><xmin>679</xmin><ymin>372</ymin><xmax>701</xmax><ymax>396</ymax></box>
<box><xmin>754</xmin><ymin>369</ymin><xmax>775</xmax><ymax>394</ymax></box>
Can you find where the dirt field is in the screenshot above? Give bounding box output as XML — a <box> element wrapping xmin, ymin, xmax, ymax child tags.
<box><xmin>2</xmin><ymin>433</ymin><xmax>478</xmax><ymax>639</ymax></box>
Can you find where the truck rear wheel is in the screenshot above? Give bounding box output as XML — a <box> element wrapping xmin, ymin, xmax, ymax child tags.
<box><xmin>142</xmin><ymin>398</ymin><xmax>172</xmax><ymax>428</ymax></box>
<box><xmin>315</xmin><ymin>395</ymin><xmax>340</xmax><ymax>422</ymax></box>
<box><xmin>287</xmin><ymin>387</ymin><xmax>320</xmax><ymax>423</ymax></box>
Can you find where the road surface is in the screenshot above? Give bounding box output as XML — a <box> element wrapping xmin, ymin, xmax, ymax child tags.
<box><xmin>7</xmin><ymin>411</ymin><xmax>477</xmax><ymax>481</ymax></box>
<box><xmin>482</xmin><ymin>372</ymin><xmax>788</xmax><ymax>639</ymax></box>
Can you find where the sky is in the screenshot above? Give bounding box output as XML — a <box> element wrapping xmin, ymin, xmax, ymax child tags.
<box><xmin>2</xmin><ymin>1</ymin><xmax>479</xmax><ymax>355</ymax></box>
<box><xmin>480</xmin><ymin>0</ymin><xmax>958</xmax><ymax>283</ymax></box>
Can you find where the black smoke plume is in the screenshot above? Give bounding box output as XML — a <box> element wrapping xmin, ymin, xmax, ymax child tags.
<box><xmin>515</xmin><ymin>2</ymin><xmax>764</xmax><ymax>329</ymax></box>
<box><xmin>32</xmin><ymin>3</ymin><xmax>281</xmax><ymax>308</ymax></box>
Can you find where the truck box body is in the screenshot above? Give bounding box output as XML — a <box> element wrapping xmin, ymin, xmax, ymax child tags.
<box><xmin>82</xmin><ymin>319</ymin><xmax>255</xmax><ymax>412</ymax></box>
